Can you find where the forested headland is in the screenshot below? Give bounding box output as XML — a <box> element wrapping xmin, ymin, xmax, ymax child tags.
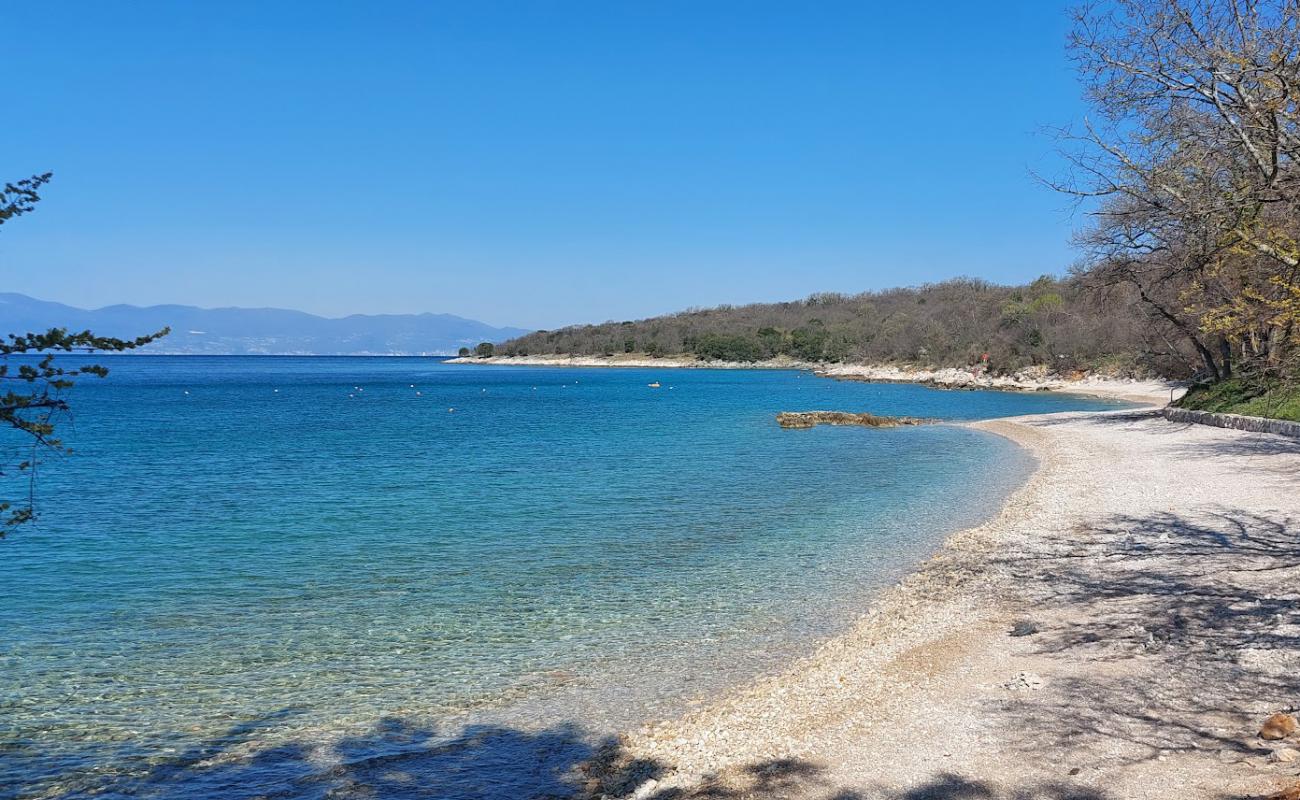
<box><xmin>494</xmin><ymin>277</ymin><xmax>1178</xmax><ymax>377</ymax></box>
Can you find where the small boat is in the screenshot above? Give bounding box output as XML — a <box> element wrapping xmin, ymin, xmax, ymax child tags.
<box><xmin>648</xmin><ymin>381</ymin><xmax>661</xmax><ymax>388</ymax></box>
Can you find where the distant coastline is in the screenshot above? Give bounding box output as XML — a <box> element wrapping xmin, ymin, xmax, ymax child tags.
<box><xmin>446</xmin><ymin>353</ymin><xmax>1183</xmax><ymax>405</ymax></box>
<box><xmin>22</xmin><ymin>352</ymin><xmax>469</xmax><ymax>359</ymax></box>
<box><xmin>0</xmin><ymin>292</ymin><xmax>527</xmax><ymax>356</ymax></box>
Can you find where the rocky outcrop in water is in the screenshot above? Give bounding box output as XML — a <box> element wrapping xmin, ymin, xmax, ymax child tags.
<box><xmin>775</xmin><ymin>411</ymin><xmax>934</xmax><ymax>429</ymax></box>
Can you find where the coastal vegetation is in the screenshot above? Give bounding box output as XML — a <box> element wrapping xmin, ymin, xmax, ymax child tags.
<box><xmin>494</xmin><ymin>276</ymin><xmax>1174</xmax><ymax>376</ymax></box>
<box><xmin>1060</xmin><ymin>0</ymin><xmax>1300</xmax><ymax>408</ymax></box>
<box><xmin>1</xmin><ymin>173</ymin><xmax>167</xmax><ymax>534</ymax></box>
<box><xmin>1177</xmin><ymin>378</ymin><xmax>1300</xmax><ymax>422</ymax></box>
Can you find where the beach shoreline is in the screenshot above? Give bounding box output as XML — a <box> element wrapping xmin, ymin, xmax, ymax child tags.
<box><xmin>581</xmin><ymin>408</ymin><xmax>1300</xmax><ymax>799</ymax></box>
<box><xmin>447</xmin><ymin>354</ymin><xmax>1183</xmax><ymax>405</ymax></box>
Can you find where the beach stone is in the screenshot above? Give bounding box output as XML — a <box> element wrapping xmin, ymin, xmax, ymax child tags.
<box><xmin>1271</xmin><ymin>747</ymin><xmax>1300</xmax><ymax>763</ymax></box>
<box><xmin>1260</xmin><ymin>713</ymin><xmax>1298</xmax><ymax>740</ymax></box>
<box><xmin>1009</xmin><ymin>620</ymin><xmax>1039</xmax><ymax>637</ymax></box>
<box><xmin>1268</xmin><ymin>783</ymin><xmax>1300</xmax><ymax>800</ymax></box>
<box><xmin>1003</xmin><ymin>671</ymin><xmax>1044</xmax><ymax>691</ymax></box>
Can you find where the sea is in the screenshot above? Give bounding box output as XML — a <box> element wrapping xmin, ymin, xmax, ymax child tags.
<box><xmin>0</xmin><ymin>356</ymin><xmax>1126</xmax><ymax>799</ymax></box>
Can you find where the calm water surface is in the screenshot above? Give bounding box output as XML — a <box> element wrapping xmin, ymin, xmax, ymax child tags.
<box><xmin>0</xmin><ymin>357</ymin><xmax>1125</xmax><ymax>798</ymax></box>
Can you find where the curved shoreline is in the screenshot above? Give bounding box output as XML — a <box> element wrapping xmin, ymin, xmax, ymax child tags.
<box><xmin>447</xmin><ymin>354</ymin><xmax>1182</xmax><ymax>405</ymax></box>
<box><xmin>596</xmin><ymin>417</ymin><xmax>1064</xmax><ymax>792</ymax></box>
<box><xmin>585</xmin><ymin>407</ymin><xmax>1300</xmax><ymax>798</ymax></box>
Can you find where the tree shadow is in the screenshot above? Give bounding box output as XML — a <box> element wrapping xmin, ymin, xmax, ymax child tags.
<box><xmin>1167</xmin><ymin>434</ymin><xmax>1300</xmax><ymax>460</ymax></box>
<box><xmin>36</xmin><ymin>716</ymin><xmax>628</xmax><ymax>800</ymax></box>
<box><xmin>1027</xmin><ymin>408</ymin><xmax>1187</xmax><ymax>433</ymax></box>
<box><xmin>1028</xmin><ymin>407</ymin><xmax>1300</xmax><ymax>457</ymax></box>
<box><xmin>862</xmin><ymin>773</ymin><xmax>1109</xmax><ymax>800</ymax></box>
<box><xmin>26</xmin><ymin>710</ymin><xmax>1125</xmax><ymax>800</ymax></box>
<box><xmin>32</xmin><ymin>716</ymin><xmax>832</xmax><ymax>799</ymax></box>
<box><xmin>986</xmin><ymin>507</ymin><xmax>1300</xmax><ymax>771</ymax></box>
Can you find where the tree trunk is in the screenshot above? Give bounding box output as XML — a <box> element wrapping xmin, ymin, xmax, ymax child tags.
<box><xmin>1194</xmin><ymin>339</ymin><xmax>1223</xmax><ymax>382</ymax></box>
<box><xmin>1134</xmin><ymin>281</ymin><xmax>1223</xmax><ymax>381</ymax></box>
<box><xmin>1217</xmin><ymin>337</ymin><xmax>1233</xmax><ymax>380</ymax></box>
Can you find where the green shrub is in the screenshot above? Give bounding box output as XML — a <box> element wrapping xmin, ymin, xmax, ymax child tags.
<box><xmin>1177</xmin><ymin>378</ymin><xmax>1300</xmax><ymax>421</ymax></box>
<box><xmin>689</xmin><ymin>333</ymin><xmax>763</xmax><ymax>362</ymax></box>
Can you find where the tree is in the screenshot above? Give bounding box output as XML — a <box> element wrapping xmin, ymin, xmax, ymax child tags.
<box><xmin>1</xmin><ymin>173</ymin><xmax>53</xmax><ymax>225</ymax></box>
<box><xmin>474</xmin><ymin>341</ymin><xmax>495</xmax><ymax>358</ymax></box>
<box><xmin>1059</xmin><ymin>0</ymin><xmax>1300</xmax><ymax>383</ymax></box>
<box><xmin>457</xmin><ymin>347</ymin><xmax>471</xmax><ymax>357</ymax></box>
<box><xmin>1</xmin><ymin>173</ymin><xmax>168</xmax><ymax>535</ymax></box>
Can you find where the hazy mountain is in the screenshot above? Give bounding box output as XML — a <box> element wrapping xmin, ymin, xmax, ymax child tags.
<box><xmin>0</xmin><ymin>293</ymin><xmax>530</xmax><ymax>355</ymax></box>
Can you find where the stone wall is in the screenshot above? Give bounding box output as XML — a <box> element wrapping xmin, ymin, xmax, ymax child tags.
<box><xmin>1162</xmin><ymin>407</ymin><xmax>1300</xmax><ymax>438</ymax></box>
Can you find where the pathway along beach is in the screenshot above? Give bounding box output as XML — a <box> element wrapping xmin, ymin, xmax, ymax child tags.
<box><xmin>579</xmin><ymin>400</ymin><xmax>1300</xmax><ymax>799</ymax></box>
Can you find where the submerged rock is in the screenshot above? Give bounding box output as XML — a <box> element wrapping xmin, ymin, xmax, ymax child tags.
<box><xmin>776</xmin><ymin>411</ymin><xmax>935</xmax><ymax>429</ymax></box>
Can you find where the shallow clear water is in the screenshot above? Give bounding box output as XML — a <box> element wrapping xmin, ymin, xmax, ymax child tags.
<box><xmin>0</xmin><ymin>357</ymin><xmax>1124</xmax><ymax>799</ymax></box>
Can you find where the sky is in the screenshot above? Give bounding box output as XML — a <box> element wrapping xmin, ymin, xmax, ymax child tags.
<box><xmin>2</xmin><ymin>1</ymin><xmax>1090</xmax><ymax>330</ymax></box>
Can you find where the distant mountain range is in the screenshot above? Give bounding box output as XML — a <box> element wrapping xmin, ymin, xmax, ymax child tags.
<box><xmin>0</xmin><ymin>293</ymin><xmax>530</xmax><ymax>355</ymax></box>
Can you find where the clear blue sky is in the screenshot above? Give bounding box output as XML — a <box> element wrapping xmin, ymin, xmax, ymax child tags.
<box><xmin>3</xmin><ymin>1</ymin><xmax>1087</xmax><ymax>330</ymax></box>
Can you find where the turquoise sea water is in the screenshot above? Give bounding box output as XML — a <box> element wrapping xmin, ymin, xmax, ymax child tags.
<box><xmin>0</xmin><ymin>357</ymin><xmax>1124</xmax><ymax>799</ymax></box>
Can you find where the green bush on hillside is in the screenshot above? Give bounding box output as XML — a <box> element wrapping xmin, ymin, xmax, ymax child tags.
<box><xmin>1176</xmin><ymin>379</ymin><xmax>1300</xmax><ymax>422</ymax></box>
